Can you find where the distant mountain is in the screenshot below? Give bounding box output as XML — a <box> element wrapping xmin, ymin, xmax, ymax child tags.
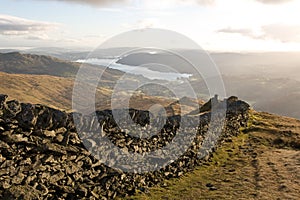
<box><xmin>0</xmin><ymin>52</ymin><xmax>131</xmax><ymax>82</ymax></box>
<box><xmin>0</xmin><ymin>49</ymin><xmax>21</xmax><ymax>53</ymax></box>
<box><xmin>22</xmin><ymin>47</ymin><xmax>135</xmax><ymax>61</ymax></box>
<box><xmin>117</xmin><ymin>51</ymin><xmax>212</xmax><ymax>74</ymax></box>
<box><xmin>10</xmin><ymin>48</ymin><xmax>300</xmax><ymax>80</ymax></box>
<box><xmin>117</xmin><ymin>51</ymin><xmax>300</xmax><ymax>80</ymax></box>
<box><xmin>22</xmin><ymin>47</ymin><xmax>90</xmax><ymax>61</ymax></box>
<box><xmin>0</xmin><ymin>52</ymin><xmax>81</xmax><ymax>77</ymax></box>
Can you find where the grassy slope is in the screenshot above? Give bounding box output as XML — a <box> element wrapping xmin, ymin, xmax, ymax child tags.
<box><xmin>127</xmin><ymin>110</ymin><xmax>300</xmax><ymax>200</ymax></box>
<box><xmin>0</xmin><ymin>52</ymin><xmax>80</xmax><ymax>77</ymax></box>
<box><xmin>0</xmin><ymin>71</ymin><xmax>75</xmax><ymax>111</ymax></box>
<box><xmin>0</xmin><ymin>71</ymin><xmax>116</xmax><ymax>111</ymax></box>
<box><xmin>0</xmin><ymin>72</ymin><xmax>199</xmax><ymax>114</ymax></box>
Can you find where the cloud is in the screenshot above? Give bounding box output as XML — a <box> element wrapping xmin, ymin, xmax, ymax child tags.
<box><xmin>37</xmin><ymin>0</ymin><xmax>129</xmax><ymax>6</ymax></box>
<box><xmin>255</xmin><ymin>0</ymin><xmax>293</xmax><ymax>4</ymax></box>
<box><xmin>173</xmin><ymin>0</ymin><xmax>215</xmax><ymax>6</ymax></box>
<box><xmin>217</xmin><ymin>27</ymin><xmax>258</xmax><ymax>38</ymax></box>
<box><xmin>0</xmin><ymin>14</ymin><xmax>58</xmax><ymax>39</ymax></box>
<box><xmin>122</xmin><ymin>18</ymin><xmax>161</xmax><ymax>29</ymax></box>
<box><xmin>36</xmin><ymin>0</ymin><xmax>214</xmax><ymax>7</ymax></box>
<box><xmin>217</xmin><ymin>24</ymin><xmax>300</xmax><ymax>42</ymax></box>
<box><xmin>25</xmin><ymin>34</ymin><xmax>50</xmax><ymax>40</ymax></box>
<box><xmin>261</xmin><ymin>24</ymin><xmax>300</xmax><ymax>42</ymax></box>
<box><xmin>141</xmin><ymin>0</ymin><xmax>215</xmax><ymax>9</ymax></box>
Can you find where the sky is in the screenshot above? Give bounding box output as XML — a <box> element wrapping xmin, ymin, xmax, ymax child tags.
<box><xmin>0</xmin><ymin>0</ymin><xmax>300</xmax><ymax>52</ymax></box>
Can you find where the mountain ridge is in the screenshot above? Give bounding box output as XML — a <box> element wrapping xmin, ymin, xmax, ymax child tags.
<box><xmin>0</xmin><ymin>52</ymin><xmax>81</xmax><ymax>77</ymax></box>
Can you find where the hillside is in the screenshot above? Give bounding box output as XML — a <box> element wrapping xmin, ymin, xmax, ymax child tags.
<box><xmin>0</xmin><ymin>72</ymin><xmax>73</xmax><ymax>110</ymax></box>
<box><xmin>0</xmin><ymin>52</ymin><xmax>80</xmax><ymax>77</ymax></box>
<box><xmin>0</xmin><ymin>72</ymin><xmax>198</xmax><ymax>113</ymax></box>
<box><xmin>129</xmin><ymin>110</ymin><xmax>300</xmax><ymax>199</ymax></box>
<box><xmin>0</xmin><ymin>52</ymin><xmax>126</xmax><ymax>81</ymax></box>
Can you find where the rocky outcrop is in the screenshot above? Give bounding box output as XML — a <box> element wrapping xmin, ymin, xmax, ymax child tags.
<box><xmin>0</xmin><ymin>94</ymin><xmax>249</xmax><ymax>199</ymax></box>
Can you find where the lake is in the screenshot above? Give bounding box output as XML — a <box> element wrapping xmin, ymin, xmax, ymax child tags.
<box><xmin>76</xmin><ymin>58</ymin><xmax>192</xmax><ymax>81</ymax></box>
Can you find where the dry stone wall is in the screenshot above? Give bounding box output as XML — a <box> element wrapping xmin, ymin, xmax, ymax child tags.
<box><xmin>0</xmin><ymin>94</ymin><xmax>249</xmax><ymax>199</ymax></box>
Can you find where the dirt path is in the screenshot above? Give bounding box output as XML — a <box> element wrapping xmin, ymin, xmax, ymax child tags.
<box><xmin>255</xmin><ymin>149</ymin><xmax>300</xmax><ymax>199</ymax></box>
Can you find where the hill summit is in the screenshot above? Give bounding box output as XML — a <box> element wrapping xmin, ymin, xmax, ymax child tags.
<box><xmin>0</xmin><ymin>52</ymin><xmax>80</xmax><ymax>77</ymax></box>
